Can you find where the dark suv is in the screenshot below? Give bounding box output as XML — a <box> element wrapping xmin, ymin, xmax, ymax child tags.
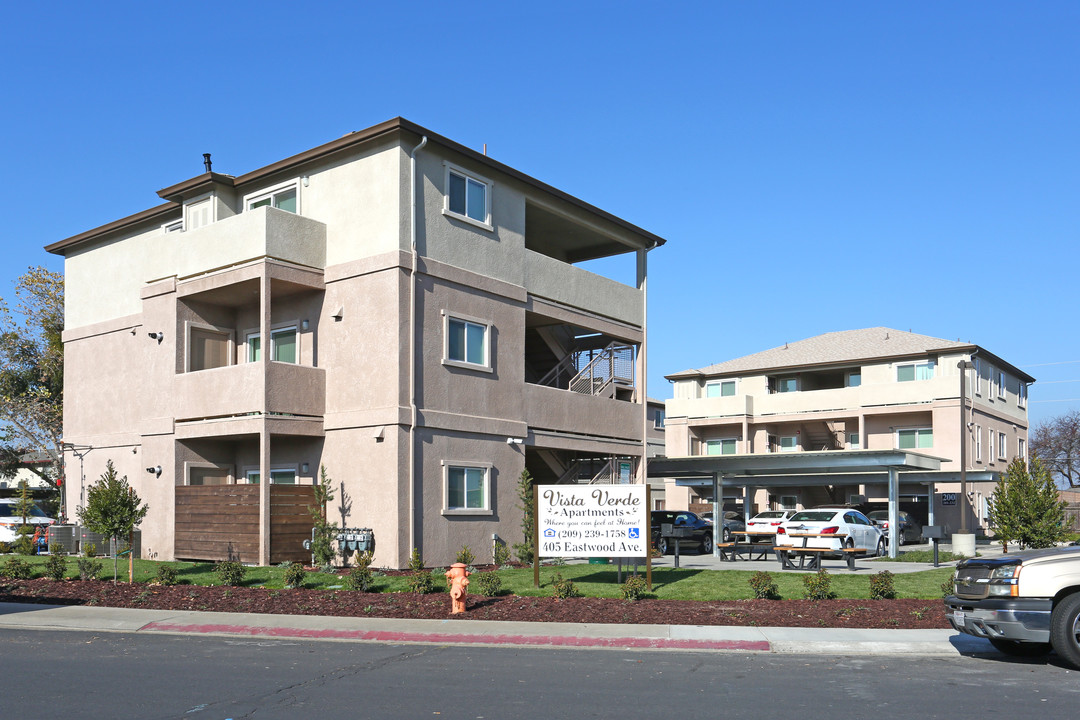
<box><xmin>650</xmin><ymin>510</ymin><xmax>714</xmax><ymax>555</ymax></box>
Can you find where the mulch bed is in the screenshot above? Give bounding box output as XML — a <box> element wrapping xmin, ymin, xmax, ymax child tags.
<box><xmin>0</xmin><ymin>578</ymin><xmax>949</xmax><ymax>629</ymax></box>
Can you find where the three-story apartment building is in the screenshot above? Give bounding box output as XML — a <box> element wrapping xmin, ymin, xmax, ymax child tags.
<box><xmin>48</xmin><ymin>118</ymin><xmax>664</xmax><ymax>567</ymax></box>
<box><xmin>663</xmin><ymin>328</ymin><xmax>1033</xmax><ymax>532</ymax></box>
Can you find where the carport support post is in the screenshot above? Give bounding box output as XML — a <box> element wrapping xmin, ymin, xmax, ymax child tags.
<box><xmin>712</xmin><ymin>473</ymin><xmax>722</xmax><ymax>558</ymax></box>
<box><xmin>888</xmin><ymin>466</ymin><xmax>899</xmax><ymax>558</ymax></box>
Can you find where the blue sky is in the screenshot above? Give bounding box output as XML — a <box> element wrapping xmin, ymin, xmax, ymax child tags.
<box><xmin>3</xmin><ymin>2</ymin><xmax>1077</xmax><ymax>425</ymax></box>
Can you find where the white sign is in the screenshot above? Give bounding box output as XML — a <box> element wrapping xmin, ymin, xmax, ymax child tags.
<box><xmin>537</xmin><ymin>484</ymin><xmax>648</xmax><ymax>558</ymax></box>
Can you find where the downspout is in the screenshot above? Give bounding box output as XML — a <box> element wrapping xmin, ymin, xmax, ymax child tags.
<box><xmin>408</xmin><ymin>135</ymin><xmax>427</xmax><ymax>559</ymax></box>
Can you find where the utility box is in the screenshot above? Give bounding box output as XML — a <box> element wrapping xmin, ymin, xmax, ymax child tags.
<box><xmin>922</xmin><ymin>525</ymin><xmax>946</xmax><ymax>540</ymax></box>
<box><xmin>47</xmin><ymin>525</ymin><xmax>79</xmax><ymax>554</ymax></box>
<box><xmin>334</xmin><ymin>527</ymin><xmax>375</xmax><ymax>555</ymax></box>
<box><xmin>79</xmin><ymin>529</ymin><xmax>141</xmax><ymax>557</ymax></box>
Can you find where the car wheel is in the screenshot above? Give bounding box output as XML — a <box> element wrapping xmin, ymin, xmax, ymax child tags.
<box><xmin>844</xmin><ymin>538</ymin><xmax>854</xmax><ymax>550</ymax></box>
<box><xmin>656</xmin><ymin>537</ymin><xmax>669</xmax><ymax>556</ymax></box>
<box><xmin>988</xmin><ymin>637</ymin><xmax>1052</xmax><ymax>657</ymax></box>
<box><xmin>1051</xmin><ymin>593</ymin><xmax>1080</xmax><ymax>669</ymax></box>
<box><xmin>722</xmin><ymin>527</ymin><xmax>731</xmax><ymax>543</ymax></box>
<box><xmin>702</xmin><ymin>533</ymin><xmax>714</xmax><ymax>554</ymax></box>
<box><xmin>876</xmin><ymin>537</ymin><xmax>887</xmax><ymax>557</ymax></box>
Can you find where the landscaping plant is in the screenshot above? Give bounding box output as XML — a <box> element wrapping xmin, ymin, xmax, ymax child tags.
<box><xmin>154</xmin><ymin>564</ymin><xmax>179</xmax><ymax>586</ymax></box>
<box><xmin>550</xmin><ymin>572</ymin><xmax>581</xmax><ymax>599</ymax></box>
<box><xmin>214</xmin><ymin>560</ymin><xmax>247</xmax><ymax>586</ymax></box>
<box><xmin>749</xmin><ymin>571</ymin><xmax>781</xmax><ymax>600</ymax></box>
<box><xmin>76</xmin><ymin>460</ymin><xmax>149</xmax><ymax>582</ymax></box>
<box><xmin>77</xmin><ymin>555</ymin><xmax>103</xmax><ymax>581</ymax></box>
<box><xmin>803</xmin><ymin>569</ymin><xmax>836</xmax><ymax>600</ymax></box>
<box><xmin>869</xmin><ymin>570</ymin><xmax>896</xmax><ymax>599</ymax></box>
<box><xmin>308</xmin><ymin>466</ymin><xmax>339</xmax><ymax>567</ymax></box>
<box><xmin>344</xmin><ymin>551</ymin><xmax>375</xmax><ymax>591</ymax></box>
<box><xmin>43</xmin><ymin>549</ymin><xmax>68</xmax><ymax>580</ymax></box>
<box><xmin>513</xmin><ymin>469</ymin><xmax>536</xmax><ymax>564</ymax></box>
<box><xmin>13</xmin><ymin>480</ymin><xmax>37</xmax><ymax>555</ymax></box>
<box><xmin>407</xmin><ymin>547</ymin><xmax>435</xmax><ymax>594</ymax></box>
<box><xmin>455</xmin><ymin>544</ymin><xmax>475</xmax><ymax>566</ymax></box>
<box><xmin>988</xmin><ymin>456</ymin><xmax>1067</xmax><ymax>551</ymax></box>
<box><xmin>620</xmin><ymin>575</ymin><xmax>648</xmax><ymax>601</ymax></box>
<box><xmin>1</xmin><ymin>557</ymin><xmax>33</xmax><ymax>579</ymax></box>
<box><xmin>472</xmin><ymin>571</ymin><xmax>502</xmax><ymax>597</ymax></box>
<box><xmin>492</xmin><ymin>540</ymin><xmax>511</xmax><ymax>567</ymax></box>
<box><xmin>284</xmin><ymin>562</ymin><xmax>307</xmax><ymax>589</ymax></box>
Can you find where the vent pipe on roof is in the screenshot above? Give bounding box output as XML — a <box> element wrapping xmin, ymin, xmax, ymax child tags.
<box><xmin>203</xmin><ymin>153</ymin><xmax>212</xmax><ymax>173</ymax></box>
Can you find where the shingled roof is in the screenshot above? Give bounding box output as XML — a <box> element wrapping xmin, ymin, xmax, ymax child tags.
<box><xmin>666</xmin><ymin>327</ymin><xmax>1002</xmax><ymax>380</ymax></box>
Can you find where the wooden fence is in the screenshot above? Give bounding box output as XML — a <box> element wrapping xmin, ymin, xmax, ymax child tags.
<box><xmin>175</xmin><ymin>485</ymin><xmax>316</xmax><ymax>564</ymax></box>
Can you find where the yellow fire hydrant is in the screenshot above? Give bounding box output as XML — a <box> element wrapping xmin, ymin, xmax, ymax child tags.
<box><xmin>445</xmin><ymin>562</ymin><xmax>470</xmax><ymax>614</ymax></box>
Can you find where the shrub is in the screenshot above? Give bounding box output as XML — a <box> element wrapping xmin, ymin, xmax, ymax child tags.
<box><xmin>83</xmin><ymin>542</ymin><xmax>98</xmax><ymax>557</ymax></box>
<box><xmin>77</xmin><ymin>556</ymin><xmax>103</xmax><ymax>581</ymax></box>
<box><xmin>455</xmin><ymin>545</ymin><xmax>475</xmax><ymax>566</ymax></box>
<box><xmin>284</xmin><ymin>562</ymin><xmax>307</xmax><ymax>589</ymax></box>
<box><xmin>308</xmin><ymin>466</ymin><xmax>339</xmax><ymax>567</ymax></box>
<box><xmin>0</xmin><ymin>541</ymin><xmax>10</xmax><ymax>554</ymax></box>
<box><xmin>1</xmin><ymin>557</ymin><xmax>33</xmax><ymax>579</ymax></box>
<box><xmin>155</xmin><ymin>564</ymin><xmax>179</xmax><ymax>586</ymax></box>
<box><xmin>749</xmin><ymin>571</ymin><xmax>781</xmax><ymax>600</ymax></box>
<box><xmin>344</xmin><ymin>551</ymin><xmax>375</xmax><ymax>591</ymax></box>
<box><xmin>14</xmin><ymin>534</ymin><xmax>35</xmax><ymax>556</ymax></box>
<box><xmin>472</xmin><ymin>571</ymin><xmax>502</xmax><ymax>597</ymax></box>
<box><xmin>550</xmin><ymin>572</ymin><xmax>581</xmax><ymax>599</ymax></box>
<box><xmin>44</xmin><ymin>552</ymin><xmax>68</xmax><ymax>581</ymax></box>
<box><xmin>214</xmin><ymin>560</ymin><xmax>247</xmax><ymax>586</ymax></box>
<box><xmin>406</xmin><ymin>547</ymin><xmax>436</xmax><ymax>594</ymax></box>
<box><xmin>621</xmin><ymin>575</ymin><xmax>648</xmax><ymax>601</ymax></box>
<box><xmin>513</xmin><ymin>469</ymin><xmax>536</xmax><ymax>564</ymax></box>
<box><xmin>802</xmin><ymin>569</ymin><xmax>836</xmax><ymax>600</ymax></box>
<box><xmin>942</xmin><ymin>572</ymin><xmax>956</xmax><ymax>598</ymax></box>
<box><xmin>493</xmin><ymin>541</ymin><xmax>511</xmax><ymax>567</ymax></box>
<box><xmin>869</xmin><ymin>570</ymin><xmax>896</xmax><ymax>600</ymax></box>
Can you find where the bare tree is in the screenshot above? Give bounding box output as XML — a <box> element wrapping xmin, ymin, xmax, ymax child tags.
<box><xmin>1030</xmin><ymin>410</ymin><xmax>1080</xmax><ymax>488</ymax></box>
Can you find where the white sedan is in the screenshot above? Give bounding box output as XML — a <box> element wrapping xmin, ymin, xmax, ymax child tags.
<box><xmin>775</xmin><ymin>507</ymin><xmax>886</xmax><ymax>556</ymax></box>
<box><xmin>745</xmin><ymin>510</ymin><xmax>796</xmax><ymax>534</ymax></box>
<box><xmin>0</xmin><ymin>498</ymin><xmax>55</xmax><ymax>544</ymax></box>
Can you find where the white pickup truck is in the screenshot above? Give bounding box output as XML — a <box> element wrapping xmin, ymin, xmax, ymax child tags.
<box><xmin>946</xmin><ymin>546</ymin><xmax>1080</xmax><ymax>666</ymax></box>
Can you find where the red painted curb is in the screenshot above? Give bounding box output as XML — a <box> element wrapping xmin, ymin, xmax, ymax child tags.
<box><xmin>141</xmin><ymin>621</ymin><xmax>771</xmax><ymax>652</ymax></box>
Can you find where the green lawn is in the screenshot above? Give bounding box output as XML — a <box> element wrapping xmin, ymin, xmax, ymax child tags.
<box><xmin>4</xmin><ymin>555</ymin><xmax>955</xmax><ymax>600</ymax></box>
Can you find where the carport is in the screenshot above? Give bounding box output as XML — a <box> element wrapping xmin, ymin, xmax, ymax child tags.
<box><xmin>647</xmin><ymin>449</ymin><xmax>948</xmax><ymax>558</ymax></box>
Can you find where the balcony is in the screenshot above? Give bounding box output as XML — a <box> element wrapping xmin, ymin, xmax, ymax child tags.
<box><xmin>523</xmin><ymin>384</ymin><xmax>642</xmax><ymax>441</ymax></box>
<box><xmin>174</xmin><ymin>362</ymin><xmax>326</xmax><ymax>422</ymax></box>
<box><xmin>523</xmin><ymin>249</ymin><xmax>642</xmax><ymax>326</ymax></box>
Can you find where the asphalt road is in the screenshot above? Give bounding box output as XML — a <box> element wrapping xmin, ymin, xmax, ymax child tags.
<box><xmin>3</xmin><ymin>629</ymin><xmax>1078</xmax><ymax>719</ymax></box>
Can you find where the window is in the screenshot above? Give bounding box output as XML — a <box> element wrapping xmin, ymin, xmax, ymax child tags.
<box><xmin>896</xmin><ymin>361</ymin><xmax>934</xmax><ymax>382</ymax></box>
<box><xmin>778</xmin><ymin>436</ymin><xmax>798</xmax><ymax>452</ymax></box>
<box><xmin>846</xmin><ymin>371</ymin><xmax>861</xmax><ymax>388</ymax></box>
<box><xmin>444</xmin><ymin>165</ymin><xmax>491</xmax><ymax>228</ymax></box>
<box><xmin>185</xmin><ymin>196</ymin><xmax>214</xmax><ymax>231</ymax></box>
<box><xmin>445</xmin><ymin>464</ymin><xmax>490</xmax><ymax>513</ymax></box>
<box><xmin>705</xmin><ymin>438</ymin><xmax>737</xmax><ymax>456</ymax></box>
<box><xmin>187</xmin><ymin>465</ymin><xmax>230</xmax><ymax>486</ymax></box>
<box><xmin>246</xmin><ymin>181</ymin><xmax>299</xmax><ymax>214</ymax></box>
<box><xmin>974</xmin><ymin>358</ymin><xmax>983</xmax><ymax>396</ymax></box>
<box><xmin>245</xmin><ymin>469</ymin><xmax>297</xmax><ymax>485</ymax></box>
<box><xmin>975</xmin><ymin>425</ymin><xmax>982</xmax><ymax>461</ymax></box>
<box><xmin>1019</xmin><ymin>383</ymin><xmax>1028</xmax><ymax>408</ymax></box>
<box><xmin>776</xmin><ymin>377</ymin><xmax>797</xmax><ymax>393</ymax></box>
<box><xmin>998</xmin><ymin>432</ymin><xmax>1007</xmax><ymax>460</ymax></box>
<box><xmin>779</xmin><ymin>495</ymin><xmax>798</xmax><ymax>510</ymax></box>
<box><xmin>163</xmin><ymin>219</ymin><xmax>183</xmax><ymax>233</ymax></box>
<box><xmin>987</xmin><ymin>430</ymin><xmax>995</xmax><ymax>463</ymax></box>
<box><xmin>848</xmin><ymin>432</ymin><xmax>861</xmax><ymax>449</ymax></box>
<box><xmin>444</xmin><ymin>315</ymin><xmax>490</xmax><ymax>370</ymax></box>
<box><xmin>1019</xmin><ymin>438</ymin><xmax>1027</xmax><ymax>461</ymax></box>
<box><xmin>897</xmin><ymin>427</ymin><xmax>933</xmax><ymax>449</ymax></box>
<box><xmin>247</xmin><ymin>327</ymin><xmax>298</xmax><ymax>364</ymax></box>
<box><xmin>996</xmin><ymin>371</ymin><xmax>1006</xmax><ymax>400</ymax></box>
<box><xmin>653</xmin><ymin>409</ymin><xmax>666</xmax><ymax>429</ymax></box>
<box><xmin>705</xmin><ymin>380</ymin><xmax>736</xmax><ymax>397</ymax></box>
<box><xmin>188</xmin><ymin>325</ymin><xmax>232</xmax><ymax>372</ymax></box>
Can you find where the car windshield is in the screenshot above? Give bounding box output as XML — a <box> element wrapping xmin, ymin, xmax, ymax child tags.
<box><xmin>868</xmin><ymin>511</ymin><xmax>888</xmax><ymax>520</ymax></box>
<box><xmin>789</xmin><ymin>511</ymin><xmax>838</xmax><ymax>522</ymax></box>
<box><xmin>754</xmin><ymin>512</ymin><xmax>785</xmax><ymax>519</ymax></box>
<box><xmin>0</xmin><ymin>503</ymin><xmax>49</xmax><ymax>518</ymax></box>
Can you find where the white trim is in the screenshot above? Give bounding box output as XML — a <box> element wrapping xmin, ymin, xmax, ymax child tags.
<box><xmin>243</xmin><ymin>178</ymin><xmax>301</xmax><ymax>214</ymax></box>
<box><xmin>996</xmin><ymin>371</ymin><xmax>1006</xmax><ymax>400</ymax></box>
<box><xmin>1019</xmin><ymin>383</ymin><xmax>1028</xmax><ymax>408</ymax></box>
<box><xmin>705</xmin><ymin>379</ymin><xmax>737</xmax><ymax>398</ymax></box>
<box><xmin>998</xmin><ymin>432</ymin><xmax>1007</xmax><ymax>460</ymax></box>
<box><xmin>974</xmin><ymin>358</ymin><xmax>983</xmax><ymax>396</ymax></box>
<box><xmin>441</xmin><ymin>461</ymin><xmax>493</xmax><ymax>515</ymax></box>
<box><xmin>442</xmin><ymin>161</ymin><xmax>493</xmax><ymax>231</ymax></box>
<box><xmin>975</xmin><ymin>424</ymin><xmax>983</xmax><ymax>462</ymax></box>
<box><xmin>441</xmin><ymin>311</ymin><xmax>492</xmax><ymax>372</ymax></box>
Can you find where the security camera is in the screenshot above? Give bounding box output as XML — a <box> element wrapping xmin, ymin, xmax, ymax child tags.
<box><xmin>146</xmin><ymin>466</ymin><xmax>162</xmax><ymax>477</ymax></box>
<box><xmin>148</xmin><ymin>332</ymin><xmax>164</xmax><ymax>343</ymax></box>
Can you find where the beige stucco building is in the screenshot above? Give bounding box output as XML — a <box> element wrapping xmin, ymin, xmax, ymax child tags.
<box><xmin>47</xmin><ymin>118</ymin><xmax>665</xmax><ymax>568</ymax></box>
<box><xmin>663</xmin><ymin>328</ymin><xmax>1034</xmax><ymax>533</ymax></box>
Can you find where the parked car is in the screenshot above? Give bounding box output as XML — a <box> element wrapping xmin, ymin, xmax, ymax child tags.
<box><xmin>775</xmin><ymin>507</ymin><xmax>886</xmax><ymax>556</ymax></box>
<box><xmin>0</xmin><ymin>498</ymin><xmax>55</xmax><ymax>544</ymax></box>
<box><xmin>700</xmin><ymin>511</ymin><xmax>746</xmax><ymax>543</ymax></box>
<box><xmin>650</xmin><ymin>510</ymin><xmax>714</xmax><ymax>555</ymax></box>
<box><xmin>745</xmin><ymin>510</ymin><xmax>797</xmax><ymax>539</ymax></box>
<box><xmin>867</xmin><ymin>510</ymin><xmax>922</xmax><ymax>545</ymax></box>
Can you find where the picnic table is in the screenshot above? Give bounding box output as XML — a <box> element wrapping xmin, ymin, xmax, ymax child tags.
<box><xmin>775</xmin><ymin>532</ymin><xmax>866</xmax><ymax>571</ymax></box>
<box><xmin>719</xmin><ymin>531</ymin><xmax>777</xmax><ymax>562</ymax></box>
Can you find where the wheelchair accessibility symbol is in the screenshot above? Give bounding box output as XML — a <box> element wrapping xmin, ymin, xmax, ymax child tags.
<box><xmin>628</xmin><ymin>528</ymin><xmax>640</xmax><ymax>539</ymax></box>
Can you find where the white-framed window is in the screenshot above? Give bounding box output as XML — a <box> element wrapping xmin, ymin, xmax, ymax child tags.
<box><xmin>1019</xmin><ymin>383</ymin><xmax>1028</xmax><ymax>408</ymax></box>
<box><xmin>896</xmin><ymin>360</ymin><xmax>934</xmax><ymax>382</ymax></box>
<box><xmin>705</xmin><ymin>380</ymin><xmax>737</xmax><ymax>397</ymax></box>
<box><xmin>1019</xmin><ymin>437</ymin><xmax>1027</xmax><ymax>461</ymax></box>
<box><xmin>896</xmin><ymin>427</ymin><xmax>933</xmax><ymax>450</ymax></box>
<box><xmin>185</xmin><ymin>194</ymin><xmax>215</xmax><ymax>231</ymax></box>
<box><xmin>846</xmin><ymin>371</ymin><xmax>861</xmax><ymax>388</ymax></box>
<box><xmin>245</xmin><ymin>468</ymin><xmax>297</xmax><ymax>485</ymax></box>
<box><xmin>987</xmin><ymin>430</ymin><xmax>995</xmax><ymax>463</ymax></box>
<box><xmin>653</xmin><ymin>409</ymin><xmax>666</xmax><ymax>429</ymax></box>
<box><xmin>245</xmin><ymin>180</ymin><xmax>300</xmax><ymax>214</ymax></box>
<box><xmin>443</xmin><ymin>463</ymin><xmax>491</xmax><ymax>514</ymax></box>
<box><xmin>988</xmin><ymin>365</ymin><xmax>998</xmax><ymax>398</ymax></box>
<box><xmin>776</xmin><ymin>377</ymin><xmax>798</xmax><ymax>393</ymax></box>
<box><xmin>848</xmin><ymin>432</ymin><xmax>861</xmax><ymax>449</ymax></box>
<box><xmin>996</xmin><ymin>371</ymin><xmax>1006</xmax><ymax>400</ymax></box>
<box><xmin>779</xmin><ymin>495</ymin><xmax>798</xmax><ymax>510</ymax></box>
<box><xmin>185</xmin><ymin>463</ymin><xmax>231</xmax><ymax>486</ymax></box>
<box><xmin>778</xmin><ymin>436</ymin><xmax>798</xmax><ymax>452</ymax></box>
<box><xmin>975</xmin><ymin>425</ymin><xmax>983</xmax><ymax>461</ymax></box>
<box><xmin>443</xmin><ymin>313</ymin><xmax>491</xmax><ymax>371</ymax></box>
<box><xmin>163</xmin><ymin>219</ymin><xmax>184</xmax><ymax>233</ymax></box>
<box><xmin>998</xmin><ymin>432</ymin><xmax>1007</xmax><ymax>460</ymax></box>
<box><xmin>973</xmin><ymin>358</ymin><xmax>983</xmax><ymax>396</ymax></box>
<box><xmin>443</xmin><ymin>163</ymin><xmax>492</xmax><ymax>229</ymax></box>
<box><xmin>705</xmin><ymin>438</ymin><xmax>738</xmax><ymax>456</ymax></box>
<box><xmin>246</xmin><ymin>326</ymin><xmax>298</xmax><ymax>364</ymax></box>
<box><xmin>187</xmin><ymin>323</ymin><xmax>233</xmax><ymax>372</ymax></box>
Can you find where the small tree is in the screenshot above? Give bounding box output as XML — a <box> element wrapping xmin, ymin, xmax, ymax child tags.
<box><xmin>989</xmin><ymin>456</ymin><xmax>1067</xmax><ymax>550</ymax></box>
<box><xmin>308</xmin><ymin>465</ymin><xmax>339</xmax><ymax>567</ymax></box>
<box><xmin>513</xmin><ymin>468</ymin><xmax>535</xmax><ymax>564</ymax></box>
<box><xmin>13</xmin><ymin>479</ymin><xmax>37</xmax><ymax>554</ymax></box>
<box><xmin>76</xmin><ymin>460</ymin><xmax>148</xmax><ymax>583</ymax></box>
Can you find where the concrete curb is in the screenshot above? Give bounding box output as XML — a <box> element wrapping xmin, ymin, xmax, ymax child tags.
<box><xmin>0</xmin><ymin>602</ymin><xmax>989</xmax><ymax>656</ymax></box>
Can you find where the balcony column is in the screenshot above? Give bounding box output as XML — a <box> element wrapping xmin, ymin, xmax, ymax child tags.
<box><xmin>258</xmin><ymin>265</ymin><xmax>271</xmax><ymax>566</ymax></box>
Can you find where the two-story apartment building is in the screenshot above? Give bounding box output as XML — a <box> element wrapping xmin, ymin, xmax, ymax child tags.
<box><xmin>663</xmin><ymin>328</ymin><xmax>1034</xmax><ymax>532</ymax></box>
<box><xmin>47</xmin><ymin>118</ymin><xmax>664</xmax><ymax>568</ymax></box>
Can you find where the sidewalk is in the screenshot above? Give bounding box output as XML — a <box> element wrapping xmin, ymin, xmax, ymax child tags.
<box><xmin>0</xmin><ymin>601</ymin><xmax>990</xmax><ymax>657</ymax></box>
